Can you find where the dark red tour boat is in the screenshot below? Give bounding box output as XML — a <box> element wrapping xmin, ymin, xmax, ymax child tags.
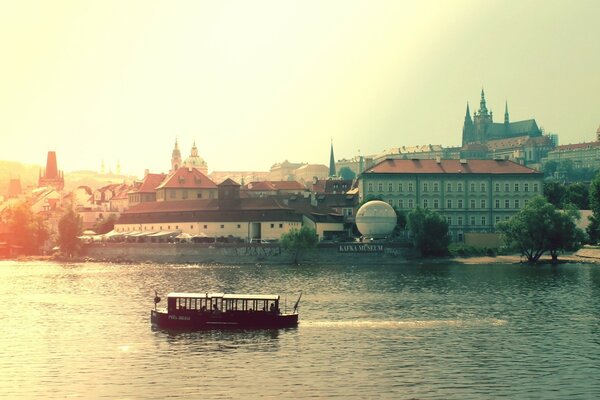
<box><xmin>151</xmin><ymin>292</ymin><xmax>300</xmax><ymax>330</ymax></box>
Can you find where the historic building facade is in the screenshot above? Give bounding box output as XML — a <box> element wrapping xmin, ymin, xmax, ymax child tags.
<box><xmin>462</xmin><ymin>89</ymin><xmax>543</xmax><ymax>146</ymax></box>
<box><xmin>542</xmin><ymin>125</ymin><xmax>600</xmax><ymax>171</ymax></box>
<box><xmin>459</xmin><ymin>89</ymin><xmax>554</xmax><ymax>168</ymax></box>
<box><xmin>359</xmin><ymin>159</ymin><xmax>544</xmax><ymax>242</ymax></box>
<box><xmin>115</xmin><ymin>179</ymin><xmax>345</xmax><ymax>241</ymax></box>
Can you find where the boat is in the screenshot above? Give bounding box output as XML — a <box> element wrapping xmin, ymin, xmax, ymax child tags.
<box><xmin>151</xmin><ymin>291</ymin><xmax>300</xmax><ymax>330</ymax></box>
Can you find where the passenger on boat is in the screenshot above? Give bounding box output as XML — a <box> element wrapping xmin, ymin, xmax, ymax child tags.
<box><xmin>213</xmin><ymin>304</ymin><xmax>220</xmax><ymax>314</ymax></box>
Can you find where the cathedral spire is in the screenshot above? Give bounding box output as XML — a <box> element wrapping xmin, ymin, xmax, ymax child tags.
<box><xmin>465</xmin><ymin>102</ymin><xmax>472</xmax><ymax>123</ymax></box>
<box><xmin>479</xmin><ymin>88</ymin><xmax>489</xmax><ymax>116</ymax></box>
<box><xmin>504</xmin><ymin>101</ymin><xmax>510</xmax><ymax>124</ymax></box>
<box><xmin>329</xmin><ymin>139</ymin><xmax>336</xmax><ymax>178</ymax></box>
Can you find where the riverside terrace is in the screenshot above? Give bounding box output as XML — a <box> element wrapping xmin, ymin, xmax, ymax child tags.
<box><xmin>113</xmin><ymin>195</ymin><xmax>351</xmax><ymax>243</ymax></box>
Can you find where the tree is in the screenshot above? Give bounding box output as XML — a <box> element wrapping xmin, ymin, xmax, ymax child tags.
<box><xmin>497</xmin><ymin>196</ymin><xmax>583</xmax><ymax>264</ymax></box>
<box><xmin>338</xmin><ymin>166</ymin><xmax>356</xmax><ymax>181</ymax></box>
<box><xmin>563</xmin><ymin>182</ymin><xmax>589</xmax><ymax>210</ymax></box>
<box><xmin>93</xmin><ymin>214</ymin><xmax>117</xmax><ymax>234</ymax></box>
<box><xmin>547</xmin><ymin>205</ymin><xmax>585</xmax><ymax>262</ymax></box>
<box><xmin>392</xmin><ymin>207</ymin><xmax>407</xmax><ymax>238</ymax></box>
<box><xmin>58</xmin><ymin>209</ymin><xmax>83</xmax><ymax>257</ymax></box>
<box><xmin>544</xmin><ymin>181</ymin><xmax>566</xmax><ymax>208</ymax></box>
<box><xmin>280</xmin><ymin>225</ymin><xmax>318</xmax><ymax>265</ymax></box>
<box><xmin>587</xmin><ymin>172</ymin><xmax>600</xmax><ymax>242</ymax></box>
<box><xmin>406</xmin><ymin>207</ymin><xmax>450</xmax><ymax>256</ymax></box>
<box><xmin>543</xmin><ymin>160</ymin><xmax>559</xmax><ymax>178</ymax></box>
<box><xmin>0</xmin><ymin>202</ymin><xmax>49</xmax><ymax>254</ymax></box>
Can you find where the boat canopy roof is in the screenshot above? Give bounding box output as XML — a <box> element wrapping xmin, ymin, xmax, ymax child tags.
<box><xmin>167</xmin><ymin>292</ymin><xmax>280</xmax><ymax>301</ymax></box>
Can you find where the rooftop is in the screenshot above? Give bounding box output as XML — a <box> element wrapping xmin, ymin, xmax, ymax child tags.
<box><xmin>364</xmin><ymin>159</ymin><xmax>541</xmax><ymax>175</ymax></box>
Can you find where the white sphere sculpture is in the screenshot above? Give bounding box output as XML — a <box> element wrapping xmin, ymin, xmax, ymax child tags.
<box><xmin>355</xmin><ymin>200</ymin><xmax>397</xmax><ymax>239</ymax></box>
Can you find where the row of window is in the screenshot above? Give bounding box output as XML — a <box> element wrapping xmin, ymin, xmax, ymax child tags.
<box><xmin>386</xmin><ymin>198</ymin><xmax>528</xmax><ymax>210</ymax></box>
<box><xmin>367</xmin><ymin>181</ymin><xmax>539</xmax><ymax>193</ymax></box>
<box><xmin>445</xmin><ymin>215</ymin><xmax>511</xmax><ymax>227</ymax></box>
<box><xmin>118</xmin><ymin>223</ymin><xmax>288</xmax><ymax>232</ymax></box>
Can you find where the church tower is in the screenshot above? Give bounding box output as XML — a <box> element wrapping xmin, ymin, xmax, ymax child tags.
<box><xmin>38</xmin><ymin>151</ymin><xmax>64</xmax><ymax>191</ymax></box>
<box><xmin>462</xmin><ymin>103</ymin><xmax>475</xmax><ymax>146</ymax></box>
<box><xmin>171</xmin><ymin>139</ymin><xmax>182</xmax><ymax>173</ymax></box>
<box><xmin>473</xmin><ymin>88</ymin><xmax>493</xmax><ymax>142</ymax></box>
<box><xmin>329</xmin><ymin>140</ymin><xmax>336</xmax><ymax>178</ymax></box>
<box><xmin>184</xmin><ymin>141</ymin><xmax>208</xmax><ymax>175</ymax></box>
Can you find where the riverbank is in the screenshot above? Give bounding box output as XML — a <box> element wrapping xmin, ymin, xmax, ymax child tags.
<box><xmin>5</xmin><ymin>246</ymin><xmax>600</xmax><ymax>266</ymax></box>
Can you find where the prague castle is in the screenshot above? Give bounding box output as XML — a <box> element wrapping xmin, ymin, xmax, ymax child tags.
<box><xmin>462</xmin><ymin>89</ymin><xmax>542</xmax><ymax>146</ymax></box>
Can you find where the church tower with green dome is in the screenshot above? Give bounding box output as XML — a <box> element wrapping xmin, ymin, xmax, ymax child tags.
<box><xmin>184</xmin><ymin>141</ymin><xmax>208</xmax><ymax>175</ymax></box>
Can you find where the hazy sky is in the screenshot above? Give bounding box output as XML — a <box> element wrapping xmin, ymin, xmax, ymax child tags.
<box><xmin>1</xmin><ymin>0</ymin><xmax>599</xmax><ymax>176</ymax></box>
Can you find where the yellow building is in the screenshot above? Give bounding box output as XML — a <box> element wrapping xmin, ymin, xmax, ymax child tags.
<box><xmin>155</xmin><ymin>167</ymin><xmax>217</xmax><ymax>201</ymax></box>
<box><xmin>115</xmin><ymin>179</ymin><xmax>345</xmax><ymax>242</ymax></box>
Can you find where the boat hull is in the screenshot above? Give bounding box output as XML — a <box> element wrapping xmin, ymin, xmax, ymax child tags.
<box><xmin>151</xmin><ymin>309</ymin><xmax>298</xmax><ymax>330</ymax></box>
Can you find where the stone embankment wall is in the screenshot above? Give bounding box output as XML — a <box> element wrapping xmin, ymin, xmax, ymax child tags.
<box><xmin>83</xmin><ymin>242</ymin><xmax>418</xmax><ymax>265</ymax></box>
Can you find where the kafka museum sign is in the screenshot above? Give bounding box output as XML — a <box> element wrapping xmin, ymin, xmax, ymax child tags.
<box><xmin>338</xmin><ymin>243</ymin><xmax>385</xmax><ymax>253</ymax></box>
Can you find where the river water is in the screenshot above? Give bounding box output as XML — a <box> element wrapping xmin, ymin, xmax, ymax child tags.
<box><xmin>1</xmin><ymin>260</ymin><xmax>600</xmax><ymax>399</ymax></box>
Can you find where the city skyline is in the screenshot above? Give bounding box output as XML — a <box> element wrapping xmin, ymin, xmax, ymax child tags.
<box><xmin>1</xmin><ymin>0</ymin><xmax>599</xmax><ymax>176</ymax></box>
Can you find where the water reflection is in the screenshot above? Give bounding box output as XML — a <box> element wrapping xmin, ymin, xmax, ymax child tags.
<box><xmin>154</xmin><ymin>327</ymin><xmax>287</xmax><ymax>354</ymax></box>
<box><xmin>1</xmin><ymin>260</ymin><xmax>600</xmax><ymax>399</ymax></box>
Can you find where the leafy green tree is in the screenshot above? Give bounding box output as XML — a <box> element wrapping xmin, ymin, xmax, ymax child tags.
<box><xmin>544</xmin><ymin>181</ymin><xmax>566</xmax><ymax>207</ymax></box>
<box><xmin>392</xmin><ymin>208</ymin><xmax>407</xmax><ymax>236</ymax></box>
<box><xmin>563</xmin><ymin>182</ymin><xmax>589</xmax><ymax>210</ymax></box>
<box><xmin>406</xmin><ymin>207</ymin><xmax>450</xmax><ymax>256</ymax></box>
<box><xmin>547</xmin><ymin>205</ymin><xmax>585</xmax><ymax>262</ymax></box>
<box><xmin>58</xmin><ymin>209</ymin><xmax>83</xmax><ymax>257</ymax></box>
<box><xmin>1</xmin><ymin>202</ymin><xmax>49</xmax><ymax>254</ymax></box>
<box><xmin>587</xmin><ymin>172</ymin><xmax>600</xmax><ymax>242</ymax></box>
<box><xmin>557</xmin><ymin>159</ymin><xmax>575</xmax><ymax>180</ymax></box>
<box><xmin>543</xmin><ymin>160</ymin><xmax>558</xmax><ymax>178</ymax></box>
<box><xmin>280</xmin><ymin>225</ymin><xmax>318</xmax><ymax>265</ymax></box>
<box><xmin>338</xmin><ymin>166</ymin><xmax>356</xmax><ymax>180</ymax></box>
<box><xmin>93</xmin><ymin>214</ymin><xmax>117</xmax><ymax>234</ymax></box>
<box><xmin>497</xmin><ymin>196</ymin><xmax>583</xmax><ymax>264</ymax></box>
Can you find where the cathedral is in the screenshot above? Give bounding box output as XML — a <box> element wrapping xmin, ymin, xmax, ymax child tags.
<box><xmin>462</xmin><ymin>89</ymin><xmax>542</xmax><ymax>146</ymax></box>
<box><xmin>170</xmin><ymin>139</ymin><xmax>208</xmax><ymax>175</ymax></box>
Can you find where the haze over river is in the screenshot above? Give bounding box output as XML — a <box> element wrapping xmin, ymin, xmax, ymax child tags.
<box><xmin>1</xmin><ymin>260</ymin><xmax>600</xmax><ymax>399</ymax></box>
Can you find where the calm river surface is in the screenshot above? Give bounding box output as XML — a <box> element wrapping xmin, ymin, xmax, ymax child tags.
<box><xmin>1</xmin><ymin>260</ymin><xmax>600</xmax><ymax>399</ymax></box>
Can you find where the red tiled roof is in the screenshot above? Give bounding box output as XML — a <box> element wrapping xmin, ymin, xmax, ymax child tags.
<box><xmin>156</xmin><ymin>168</ymin><xmax>216</xmax><ymax>190</ymax></box>
<box><xmin>311</xmin><ymin>180</ymin><xmax>327</xmax><ymax>193</ymax></box>
<box><xmin>270</xmin><ymin>180</ymin><xmax>306</xmax><ymax>190</ymax></box>
<box><xmin>365</xmin><ymin>159</ymin><xmax>541</xmax><ymax>175</ymax></box>
<box><xmin>241</xmin><ymin>180</ymin><xmax>305</xmax><ymax>191</ymax></box>
<box><xmin>241</xmin><ymin>181</ymin><xmax>277</xmax><ymax>191</ymax></box>
<box><xmin>554</xmin><ymin>141</ymin><xmax>600</xmax><ymax>151</ymax></box>
<box><xmin>131</xmin><ymin>173</ymin><xmax>166</xmax><ymax>193</ymax></box>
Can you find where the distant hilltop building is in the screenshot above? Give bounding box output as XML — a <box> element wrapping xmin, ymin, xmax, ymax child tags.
<box><xmin>171</xmin><ymin>139</ymin><xmax>208</xmax><ymax>175</ymax></box>
<box><xmin>462</xmin><ymin>89</ymin><xmax>542</xmax><ymax>146</ymax></box>
<box><xmin>375</xmin><ymin>89</ymin><xmax>554</xmax><ymax>169</ymax></box>
<box><xmin>542</xmin><ymin>124</ymin><xmax>600</xmax><ymax>172</ymax></box>
<box><xmin>38</xmin><ymin>151</ymin><xmax>64</xmax><ymax>191</ymax></box>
